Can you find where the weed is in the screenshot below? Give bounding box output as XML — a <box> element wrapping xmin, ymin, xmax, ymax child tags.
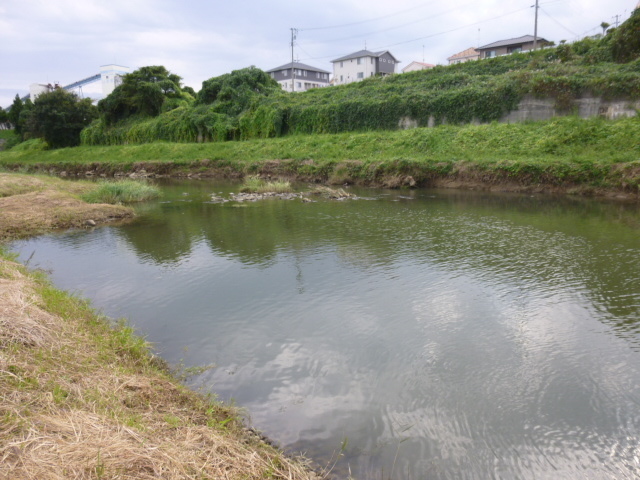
<box><xmin>81</xmin><ymin>180</ymin><xmax>160</xmax><ymax>204</ymax></box>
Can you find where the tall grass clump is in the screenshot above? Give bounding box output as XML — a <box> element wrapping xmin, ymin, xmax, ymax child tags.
<box><xmin>81</xmin><ymin>180</ymin><xmax>160</xmax><ymax>204</ymax></box>
<box><xmin>240</xmin><ymin>175</ymin><xmax>293</xmax><ymax>193</ymax></box>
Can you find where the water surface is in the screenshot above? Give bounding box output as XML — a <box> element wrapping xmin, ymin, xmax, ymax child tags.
<box><xmin>11</xmin><ymin>180</ymin><xmax>640</xmax><ymax>479</ymax></box>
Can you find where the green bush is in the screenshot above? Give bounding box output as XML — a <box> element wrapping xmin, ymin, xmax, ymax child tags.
<box><xmin>81</xmin><ymin>180</ymin><xmax>161</xmax><ymax>204</ymax></box>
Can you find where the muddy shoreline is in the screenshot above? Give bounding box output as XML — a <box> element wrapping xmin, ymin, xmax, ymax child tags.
<box><xmin>3</xmin><ymin>159</ymin><xmax>638</xmax><ymax>202</ymax></box>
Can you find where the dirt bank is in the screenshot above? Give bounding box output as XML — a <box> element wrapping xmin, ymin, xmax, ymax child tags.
<box><xmin>4</xmin><ymin>159</ymin><xmax>638</xmax><ymax>201</ymax></box>
<box><xmin>0</xmin><ymin>173</ymin><xmax>134</xmax><ymax>242</ymax></box>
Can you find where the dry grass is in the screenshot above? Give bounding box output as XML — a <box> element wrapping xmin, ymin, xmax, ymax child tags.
<box><xmin>0</xmin><ymin>257</ymin><xmax>319</xmax><ymax>479</ymax></box>
<box><xmin>308</xmin><ymin>186</ymin><xmax>355</xmax><ymax>199</ymax></box>
<box><xmin>0</xmin><ymin>172</ymin><xmax>136</xmax><ymax>242</ymax></box>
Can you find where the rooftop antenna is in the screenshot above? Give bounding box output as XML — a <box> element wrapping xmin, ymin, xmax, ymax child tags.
<box><xmin>533</xmin><ymin>0</ymin><xmax>539</xmax><ymax>50</ymax></box>
<box><xmin>422</xmin><ymin>45</ymin><xmax>425</xmax><ymax>62</ymax></box>
<box><xmin>365</xmin><ymin>40</ymin><xmax>367</xmax><ymax>50</ymax></box>
<box><xmin>290</xmin><ymin>28</ymin><xmax>298</xmax><ymax>92</ymax></box>
<box><xmin>478</xmin><ymin>28</ymin><xmax>481</xmax><ymax>48</ymax></box>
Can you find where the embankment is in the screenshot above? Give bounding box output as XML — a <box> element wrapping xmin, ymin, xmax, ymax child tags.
<box><xmin>2</xmin><ymin>116</ymin><xmax>639</xmax><ymax>200</ymax></box>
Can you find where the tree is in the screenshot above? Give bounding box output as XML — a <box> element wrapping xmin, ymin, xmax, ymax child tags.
<box><xmin>0</xmin><ymin>108</ymin><xmax>9</xmax><ymax>129</ymax></box>
<box><xmin>98</xmin><ymin>66</ymin><xmax>187</xmax><ymax>124</ymax></box>
<box><xmin>196</xmin><ymin>67</ymin><xmax>281</xmax><ymax>116</ymax></box>
<box><xmin>610</xmin><ymin>9</ymin><xmax>640</xmax><ymax>62</ymax></box>
<box><xmin>26</xmin><ymin>88</ymin><xmax>97</xmax><ymax>148</ymax></box>
<box><xmin>601</xmin><ymin>22</ymin><xmax>611</xmax><ymax>36</ymax></box>
<box><xmin>7</xmin><ymin>94</ymin><xmax>23</xmax><ymax>132</ymax></box>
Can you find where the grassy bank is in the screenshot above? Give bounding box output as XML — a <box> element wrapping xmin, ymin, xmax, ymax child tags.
<box><xmin>2</xmin><ymin>116</ymin><xmax>640</xmax><ymax>197</ymax></box>
<box><xmin>0</xmin><ymin>174</ymin><xmax>319</xmax><ymax>479</ymax></box>
<box><xmin>0</xmin><ymin>174</ymin><xmax>162</xmax><ymax>241</ymax></box>
<box><xmin>0</xmin><ymin>254</ymin><xmax>317</xmax><ymax>479</ymax></box>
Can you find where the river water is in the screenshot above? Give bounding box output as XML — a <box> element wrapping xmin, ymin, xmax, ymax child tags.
<box><xmin>10</xmin><ymin>180</ymin><xmax>640</xmax><ymax>479</ymax></box>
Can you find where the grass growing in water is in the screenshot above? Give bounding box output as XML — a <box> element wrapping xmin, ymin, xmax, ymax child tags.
<box><xmin>81</xmin><ymin>180</ymin><xmax>161</xmax><ymax>204</ymax></box>
<box><xmin>240</xmin><ymin>175</ymin><xmax>293</xmax><ymax>193</ymax></box>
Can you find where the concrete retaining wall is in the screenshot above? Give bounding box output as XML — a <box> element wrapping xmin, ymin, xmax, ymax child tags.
<box><xmin>500</xmin><ymin>95</ymin><xmax>640</xmax><ymax>123</ymax></box>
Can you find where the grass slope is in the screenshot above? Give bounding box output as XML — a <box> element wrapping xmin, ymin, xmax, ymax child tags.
<box><xmin>2</xmin><ymin>116</ymin><xmax>640</xmax><ymax>195</ymax></box>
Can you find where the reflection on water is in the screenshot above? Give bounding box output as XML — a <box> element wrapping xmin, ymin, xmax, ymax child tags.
<box><xmin>11</xmin><ymin>180</ymin><xmax>640</xmax><ymax>479</ymax></box>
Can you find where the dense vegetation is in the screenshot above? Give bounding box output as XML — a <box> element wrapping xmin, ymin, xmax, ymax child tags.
<box><xmin>7</xmin><ymin>90</ymin><xmax>97</xmax><ymax>148</ymax></box>
<box><xmin>77</xmin><ymin>10</ymin><xmax>640</xmax><ymax>146</ymax></box>
<box><xmin>3</xmin><ymin>115</ymin><xmax>639</xmax><ymax>195</ymax></box>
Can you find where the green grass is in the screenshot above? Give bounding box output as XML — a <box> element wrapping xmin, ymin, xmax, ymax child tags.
<box><xmin>1</xmin><ymin>116</ymin><xmax>639</xmax><ymax>193</ymax></box>
<box><xmin>80</xmin><ymin>180</ymin><xmax>161</xmax><ymax>204</ymax></box>
<box><xmin>240</xmin><ymin>175</ymin><xmax>293</xmax><ymax>193</ymax></box>
<box><xmin>0</xmin><ymin>129</ymin><xmax>26</xmax><ymax>150</ymax></box>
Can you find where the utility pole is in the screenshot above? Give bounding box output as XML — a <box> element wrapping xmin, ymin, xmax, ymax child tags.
<box><xmin>291</xmin><ymin>28</ymin><xmax>297</xmax><ymax>93</ymax></box>
<box><xmin>533</xmin><ymin>0</ymin><xmax>539</xmax><ymax>50</ymax></box>
<box><xmin>613</xmin><ymin>14</ymin><xmax>621</xmax><ymax>27</ymax></box>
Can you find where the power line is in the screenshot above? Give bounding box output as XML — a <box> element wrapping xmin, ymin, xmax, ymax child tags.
<box><xmin>303</xmin><ymin>1</ymin><xmax>476</xmax><ymax>46</ymax></box>
<box><xmin>539</xmin><ymin>6</ymin><xmax>578</xmax><ymax>36</ymax></box>
<box><xmin>297</xmin><ymin>5</ymin><xmax>532</xmax><ymax>62</ymax></box>
<box><xmin>300</xmin><ymin>1</ymin><xmax>439</xmax><ymax>31</ymax></box>
<box><xmin>372</xmin><ymin>6</ymin><xmax>532</xmax><ymax>50</ymax></box>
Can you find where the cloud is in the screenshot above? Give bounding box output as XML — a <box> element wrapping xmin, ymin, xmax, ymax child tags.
<box><xmin>1</xmin><ymin>0</ymin><xmax>635</xmax><ymax>107</ymax></box>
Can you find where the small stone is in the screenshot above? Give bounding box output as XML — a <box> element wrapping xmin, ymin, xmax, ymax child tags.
<box><xmin>85</xmin><ymin>219</ymin><xmax>96</xmax><ymax>227</ymax></box>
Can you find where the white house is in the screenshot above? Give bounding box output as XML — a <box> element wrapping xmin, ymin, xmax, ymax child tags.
<box><xmin>447</xmin><ymin>47</ymin><xmax>480</xmax><ymax>65</ymax></box>
<box><xmin>266</xmin><ymin>62</ymin><xmax>330</xmax><ymax>92</ymax></box>
<box><xmin>331</xmin><ymin>50</ymin><xmax>399</xmax><ymax>86</ymax></box>
<box><xmin>100</xmin><ymin>64</ymin><xmax>130</xmax><ymax>96</ymax></box>
<box><xmin>402</xmin><ymin>61</ymin><xmax>435</xmax><ymax>73</ymax></box>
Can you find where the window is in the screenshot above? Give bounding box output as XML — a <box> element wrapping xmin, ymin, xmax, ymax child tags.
<box><xmin>357</xmin><ymin>72</ymin><xmax>364</xmax><ymax>79</ymax></box>
<box><xmin>303</xmin><ymin>70</ymin><xmax>307</xmax><ymax>77</ymax></box>
<box><xmin>340</xmin><ymin>61</ymin><xmax>344</xmax><ymax>68</ymax></box>
<box><xmin>283</xmin><ymin>70</ymin><xmax>288</xmax><ymax>76</ymax></box>
<box><xmin>371</xmin><ymin>58</ymin><xmax>374</xmax><ymax>64</ymax></box>
<box><xmin>486</xmin><ymin>50</ymin><xmax>497</xmax><ymax>58</ymax></box>
<box><xmin>270</xmin><ymin>72</ymin><xmax>274</xmax><ymax>78</ymax></box>
<box><xmin>340</xmin><ymin>75</ymin><xmax>343</xmax><ymax>82</ymax></box>
<box><xmin>296</xmin><ymin>82</ymin><xmax>302</xmax><ymax>88</ymax></box>
<box><xmin>507</xmin><ymin>46</ymin><xmax>522</xmax><ymax>54</ymax></box>
<box><xmin>316</xmin><ymin>72</ymin><xmax>319</xmax><ymax>78</ymax></box>
<box><xmin>357</xmin><ymin>57</ymin><xmax>362</xmax><ymax>65</ymax></box>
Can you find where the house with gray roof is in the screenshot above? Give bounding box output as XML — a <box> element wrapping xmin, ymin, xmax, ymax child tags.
<box><xmin>477</xmin><ymin>35</ymin><xmax>551</xmax><ymax>59</ymax></box>
<box><xmin>331</xmin><ymin>50</ymin><xmax>400</xmax><ymax>85</ymax></box>
<box><xmin>266</xmin><ymin>62</ymin><xmax>330</xmax><ymax>92</ymax></box>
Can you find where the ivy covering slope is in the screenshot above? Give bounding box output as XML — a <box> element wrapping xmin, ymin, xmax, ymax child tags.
<box><xmin>81</xmin><ymin>10</ymin><xmax>640</xmax><ymax>146</ymax></box>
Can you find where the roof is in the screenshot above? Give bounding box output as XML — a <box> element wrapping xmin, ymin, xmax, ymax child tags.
<box><xmin>266</xmin><ymin>62</ymin><xmax>330</xmax><ymax>74</ymax></box>
<box><xmin>402</xmin><ymin>61</ymin><xmax>436</xmax><ymax>72</ymax></box>
<box><xmin>331</xmin><ymin>49</ymin><xmax>400</xmax><ymax>63</ymax></box>
<box><xmin>447</xmin><ymin>47</ymin><xmax>480</xmax><ymax>61</ymax></box>
<box><xmin>478</xmin><ymin>35</ymin><xmax>550</xmax><ymax>50</ymax></box>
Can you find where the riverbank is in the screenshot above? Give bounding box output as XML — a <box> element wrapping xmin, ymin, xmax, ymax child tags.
<box><xmin>1</xmin><ymin>116</ymin><xmax>639</xmax><ymax>200</ymax></box>
<box><xmin>0</xmin><ymin>174</ymin><xmax>319</xmax><ymax>479</ymax></box>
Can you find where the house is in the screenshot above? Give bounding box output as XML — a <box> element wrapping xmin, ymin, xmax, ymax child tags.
<box><xmin>331</xmin><ymin>50</ymin><xmax>400</xmax><ymax>85</ymax></box>
<box><xmin>402</xmin><ymin>61</ymin><xmax>435</xmax><ymax>73</ymax></box>
<box><xmin>447</xmin><ymin>47</ymin><xmax>480</xmax><ymax>65</ymax></box>
<box><xmin>266</xmin><ymin>62</ymin><xmax>330</xmax><ymax>92</ymax></box>
<box><xmin>476</xmin><ymin>35</ymin><xmax>551</xmax><ymax>59</ymax></box>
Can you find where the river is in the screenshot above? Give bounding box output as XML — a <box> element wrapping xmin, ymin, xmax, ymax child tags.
<box><xmin>10</xmin><ymin>180</ymin><xmax>640</xmax><ymax>479</ymax></box>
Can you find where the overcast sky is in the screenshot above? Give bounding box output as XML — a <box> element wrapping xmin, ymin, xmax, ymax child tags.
<box><xmin>1</xmin><ymin>0</ymin><xmax>637</xmax><ymax>107</ymax></box>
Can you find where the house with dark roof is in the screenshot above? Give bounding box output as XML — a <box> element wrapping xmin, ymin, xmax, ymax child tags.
<box><xmin>266</xmin><ymin>62</ymin><xmax>330</xmax><ymax>92</ymax></box>
<box><xmin>447</xmin><ymin>47</ymin><xmax>480</xmax><ymax>65</ymax></box>
<box><xmin>402</xmin><ymin>61</ymin><xmax>436</xmax><ymax>73</ymax></box>
<box><xmin>477</xmin><ymin>35</ymin><xmax>551</xmax><ymax>59</ymax></box>
<box><xmin>331</xmin><ymin>50</ymin><xmax>400</xmax><ymax>85</ymax></box>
